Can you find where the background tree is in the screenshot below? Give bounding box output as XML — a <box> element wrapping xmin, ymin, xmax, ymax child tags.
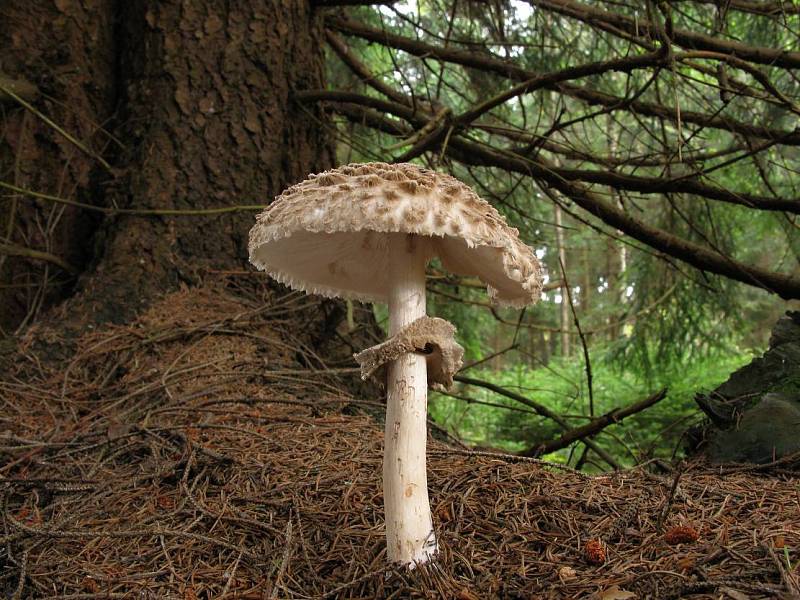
<box><xmin>308</xmin><ymin>0</ymin><xmax>798</xmax><ymax>464</ymax></box>
<box><xmin>0</xmin><ymin>1</ymin><xmax>332</xmax><ymax>332</ymax></box>
<box><xmin>306</xmin><ymin>1</ymin><xmax>798</xmax><ymax>358</ymax></box>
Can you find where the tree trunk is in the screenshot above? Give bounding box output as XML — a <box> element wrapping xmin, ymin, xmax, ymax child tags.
<box><xmin>580</xmin><ymin>243</ymin><xmax>592</xmax><ymax>346</ymax></box>
<box><xmin>0</xmin><ymin>0</ymin><xmax>117</xmax><ymax>333</ymax></box>
<box><xmin>1</xmin><ymin>0</ymin><xmax>333</xmax><ymax>331</ymax></box>
<box><xmin>603</xmin><ymin>114</ymin><xmax>626</xmax><ymax>341</ymax></box>
<box><xmin>554</xmin><ymin>204</ymin><xmax>570</xmax><ymax>358</ymax></box>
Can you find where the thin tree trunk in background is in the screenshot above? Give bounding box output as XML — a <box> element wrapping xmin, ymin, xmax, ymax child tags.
<box><xmin>605</xmin><ymin>236</ymin><xmax>624</xmax><ymax>340</ymax></box>
<box><xmin>603</xmin><ymin>222</ymin><xmax>628</xmax><ymax>342</ymax></box>
<box><xmin>554</xmin><ymin>203</ymin><xmax>570</xmax><ymax>358</ymax></box>
<box><xmin>531</xmin><ymin>328</ymin><xmax>549</xmax><ymax>367</ymax></box>
<box><xmin>492</xmin><ymin>323</ymin><xmax>502</xmax><ymax>370</ymax></box>
<box><xmin>548</xmin><ymin>329</ymin><xmax>558</xmax><ymax>360</ymax></box>
<box><xmin>779</xmin><ymin>217</ymin><xmax>800</xmax><ymax>267</ymax></box>
<box><xmin>604</xmin><ymin>114</ymin><xmax>626</xmax><ymax>341</ymax></box>
<box><xmin>581</xmin><ymin>243</ymin><xmax>592</xmax><ymax>346</ymax></box>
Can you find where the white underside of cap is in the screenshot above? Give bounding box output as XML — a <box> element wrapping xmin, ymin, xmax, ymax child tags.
<box><xmin>248</xmin><ymin>163</ymin><xmax>544</xmax><ymax>307</ymax></box>
<box><xmin>251</xmin><ymin>230</ymin><xmax>536</xmax><ymax>308</ymax></box>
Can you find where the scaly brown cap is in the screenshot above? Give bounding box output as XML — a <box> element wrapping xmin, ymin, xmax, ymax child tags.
<box><xmin>248</xmin><ymin>162</ymin><xmax>543</xmax><ymax>307</ymax></box>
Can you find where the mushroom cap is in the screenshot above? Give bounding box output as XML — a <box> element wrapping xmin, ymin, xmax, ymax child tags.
<box><xmin>248</xmin><ymin>162</ymin><xmax>543</xmax><ymax>308</ymax></box>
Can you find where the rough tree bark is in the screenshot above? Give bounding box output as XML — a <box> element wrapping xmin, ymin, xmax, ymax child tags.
<box><xmin>1</xmin><ymin>0</ymin><xmax>333</xmax><ymax>332</ymax></box>
<box><xmin>0</xmin><ymin>0</ymin><xmax>117</xmax><ymax>332</ymax></box>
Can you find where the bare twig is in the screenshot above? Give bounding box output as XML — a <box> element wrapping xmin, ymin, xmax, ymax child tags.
<box><xmin>559</xmin><ymin>257</ymin><xmax>594</xmax><ymax>416</ymax></box>
<box><xmin>656</xmin><ymin>461</ymin><xmax>685</xmax><ymax>532</ymax></box>
<box><xmin>270</xmin><ymin>519</ymin><xmax>294</xmax><ymax>599</ymax></box>
<box><xmin>0</xmin><ymin>75</ymin><xmax>38</xmax><ymax>103</ymax></box>
<box><xmin>0</xmin><ymin>82</ymin><xmax>112</xmax><ymax>171</ymax></box>
<box><xmin>454</xmin><ymin>374</ymin><xmax>622</xmax><ymax>469</ymax></box>
<box><xmin>522</xmin><ymin>389</ymin><xmax>668</xmax><ymax>457</ymax></box>
<box><xmin>0</xmin><ymin>180</ymin><xmax>264</xmax><ymax>217</ymax></box>
<box><xmin>0</xmin><ymin>242</ymin><xmax>78</xmax><ymax>274</ymax></box>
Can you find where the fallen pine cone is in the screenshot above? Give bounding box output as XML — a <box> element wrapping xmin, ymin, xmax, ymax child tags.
<box><xmin>81</xmin><ymin>577</ymin><xmax>99</xmax><ymax>594</ymax></box>
<box><xmin>584</xmin><ymin>538</ymin><xmax>606</xmax><ymax>565</ymax></box>
<box><xmin>456</xmin><ymin>588</ymin><xmax>480</xmax><ymax>600</ymax></box>
<box><xmin>664</xmin><ymin>525</ymin><xmax>699</xmax><ymax>545</ymax></box>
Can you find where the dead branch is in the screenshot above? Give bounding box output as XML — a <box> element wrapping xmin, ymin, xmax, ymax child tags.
<box><xmin>522</xmin><ymin>389</ymin><xmax>668</xmax><ymax>457</ymax></box>
<box><xmin>0</xmin><ymin>75</ymin><xmax>38</xmax><ymax>103</ymax></box>
<box><xmin>314</xmin><ymin>0</ymin><xmax>398</xmax><ymax>5</ymax></box>
<box><xmin>325</xmin><ymin>31</ymin><xmax>410</xmax><ymax>106</ymax></box>
<box><xmin>326</xmin><ymin>16</ymin><xmax>800</xmax><ymax>145</ymax></box>
<box><xmin>0</xmin><ymin>181</ymin><xmax>265</xmax><ymax>217</ymax></box>
<box><xmin>0</xmin><ymin>242</ymin><xmax>78</xmax><ymax>275</ymax></box>
<box><xmin>559</xmin><ymin>257</ymin><xmax>594</xmax><ymax>416</ymax></box>
<box><xmin>302</xmin><ymin>90</ymin><xmax>800</xmax><ymax>214</ymax></box>
<box><xmin>445</xmin><ymin>137</ymin><xmax>800</xmax><ymax>299</ymax></box>
<box><xmin>531</xmin><ymin>0</ymin><xmax>800</xmax><ymax>69</ymax></box>
<box><xmin>454</xmin><ymin>374</ymin><xmax>621</xmax><ymax>469</ymax></box>
<box><xmin>312</xmin><ymin>97</ymin><xmax>800</xmax><ymax>299</ymax></box>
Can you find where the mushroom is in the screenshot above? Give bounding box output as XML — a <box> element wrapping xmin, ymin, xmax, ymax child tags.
<box><xmin>248</xmin><ymin>162</ymin><xmax>543</xmax><ymax>567</ymax></box>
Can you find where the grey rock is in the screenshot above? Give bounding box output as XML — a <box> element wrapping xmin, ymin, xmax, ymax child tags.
<box><xmin>706</xmin><ymin>394</ymin><xmax>800</xmax><ymax>463</ymax></box>
<box><xmin>691</xmin><ymin>311</ymin><xmax>800</xmax><ymax>465</ymax></box>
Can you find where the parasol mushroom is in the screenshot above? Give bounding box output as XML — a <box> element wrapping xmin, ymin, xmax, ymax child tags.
<box><xmin>248</xmin><ymin>162</ymin><xmax>543</xmax><ymax>567</ymax></box>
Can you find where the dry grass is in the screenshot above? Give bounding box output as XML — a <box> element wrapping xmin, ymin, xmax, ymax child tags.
<box><xmin>1</xmin><ymin>281</ymin><xmax>798</xmax><ymax>599</ymax></box>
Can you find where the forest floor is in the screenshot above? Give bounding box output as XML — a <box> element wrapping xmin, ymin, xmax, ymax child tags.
<box><xmin>1</xmin><ymin>280</ymin><xmax>798</xmax><ymax>599</ymax></box>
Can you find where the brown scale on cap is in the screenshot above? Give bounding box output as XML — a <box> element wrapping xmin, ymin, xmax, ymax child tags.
<box><xmin>443</xmin><ymin>183</ymin><xmax>460</xmax><ymax>195</ymax></box>
<box><xmin>317</xmin><ymin>173</ymin><xmax>345</xmax><ymax>187</ymax></box>
<box><xmin>355</xmin><ymin>165</ymin><xmax>373</xmax><ymax>176</ymax></box>
<box><xmin>402</xmin><ymin>205</ymin><xmax>425</xmax><ymax>226</ymax></box>
<box><xmin>467</xmin><ymin>212</ymin><xmax>483</xmax><ymax>226</ymax></box>
<box><xmin>398</xmin><ymin>179</ymin><xmax>418</xmax><ymax>195</ymax></box>
<box><xmin>383</xmin><ymin>169</ymin><xmax>405</xmax><ymax>182</ymax></box>
<box><xmin>362</xmin><ymin>175</ymin><xmax>383</xmax><ymax>188</ymax></box>
<box><xmin>248</xmin><ymin>162</ymin><xmax>544</xmax><ymax>307</ymax></box>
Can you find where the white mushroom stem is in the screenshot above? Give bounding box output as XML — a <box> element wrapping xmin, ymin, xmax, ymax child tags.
<box><xmin>384</xmin><ymin>233</ymin><xmax>437</xmax><ymax>567</ymax></box>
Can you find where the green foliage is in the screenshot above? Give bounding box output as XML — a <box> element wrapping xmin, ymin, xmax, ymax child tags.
<box><xmin>430</xmin><ymin>345</ymin><xmax>751</xmax><ymax>469</ymax></box>
<box><xmin>329</xmin><ymin>0</ymin><xmax>797</xmax><ymax>468</ymax></box>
